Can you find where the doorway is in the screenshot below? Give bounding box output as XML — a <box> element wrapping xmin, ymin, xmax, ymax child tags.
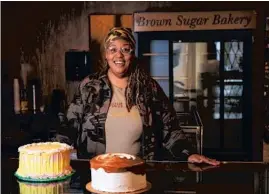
<box><xmin>137</xmin><ymin>30</ymin><xmax>253</xmax><ymax>160</ymax></box>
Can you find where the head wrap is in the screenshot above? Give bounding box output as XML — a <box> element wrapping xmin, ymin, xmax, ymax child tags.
<box><xmin>104</xmin><ymin>27</ymin><xmax>136</xmax><ymax>49</ymax></box>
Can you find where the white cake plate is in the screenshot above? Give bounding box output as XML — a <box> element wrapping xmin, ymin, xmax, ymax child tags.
<box><xmin>86</xmin><ymin>182</ymin><xmax>151</xmax><ymax>194</ymax></box>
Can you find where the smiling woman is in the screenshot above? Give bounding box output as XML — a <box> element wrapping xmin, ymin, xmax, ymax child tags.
<box><xmin>105</xmin><ymin>39</ymin><xmax>134</xmax><ymax>81</ymax></box>
<box><xmin>64</xmin><ymin>27</ymin><xmax>219</xmax><ymax>166</ymax></box>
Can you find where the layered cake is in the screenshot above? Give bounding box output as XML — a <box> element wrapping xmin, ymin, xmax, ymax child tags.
<box><xmin>16</xmin><ymin>142</ymin><xmax>73</xmax><ymax>179</ymax></box>
<box><xmin>90</xmin><ymin>153</ymin><xmax>147</xmax><ymax>193</ymax></box>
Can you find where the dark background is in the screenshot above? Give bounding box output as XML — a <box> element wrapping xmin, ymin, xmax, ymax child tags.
<box><xmin>1</xmin><ymin>1</ymin><xmax>84</xmax><ymax>80</ymax></box>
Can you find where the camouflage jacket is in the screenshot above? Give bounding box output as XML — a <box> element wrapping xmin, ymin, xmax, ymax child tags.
<box><xmin>66</xmin><ymin>70</ymin><xmax>194</xmax><ymax>160</ymax></box>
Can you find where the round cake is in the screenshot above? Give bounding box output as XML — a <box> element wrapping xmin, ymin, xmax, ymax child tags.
<box><xmin>90</xmin><ymin>153</ymin><xmax>147</xmax><ymax>193</ymax></box>
<box><xmin>15</xmin><ymin>142</ymin><xmax>73</xmax><ymax>180</ymax></box>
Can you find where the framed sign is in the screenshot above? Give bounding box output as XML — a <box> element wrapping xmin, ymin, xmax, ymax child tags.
<box><xmin>133</xmin><ymin>11</ymin><xmax>256</xmax><ymax>32</ymax></box>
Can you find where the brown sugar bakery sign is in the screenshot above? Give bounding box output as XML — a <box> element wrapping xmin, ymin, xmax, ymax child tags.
<box><xmin>133</xmin><ymin>11</ymin><xmax>256</xmax><ymax>32</ymax></box>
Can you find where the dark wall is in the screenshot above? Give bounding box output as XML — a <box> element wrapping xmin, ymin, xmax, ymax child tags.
<box><xmin>1</xmin><ymin>2</ymin><xmax>85</xmax><ymax>134</ymax></box>
<box><xmin>1</xmin><ymin>1</ymin><xmax>84</xmax><ymax>81</ymax></box>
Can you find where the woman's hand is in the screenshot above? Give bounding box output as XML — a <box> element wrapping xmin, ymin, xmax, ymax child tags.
<box><xmin>187</xmin><ymin>163</ymin><xmax>219</xmax><ymax>172</ymax></box>
<box><xmin>188</xmin><ymin>154</ymin><xmax>220</xmax><ymax>166</ymax></box>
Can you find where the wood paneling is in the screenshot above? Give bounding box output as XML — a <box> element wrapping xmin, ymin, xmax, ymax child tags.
<box><xmin>121</xmin><ymin>15</ymin><xmax>133</xmax><ymax>29</ymax></box>
<box><xmin>90</xmin><ymin>15</ymin><xmax>115</xmax><ymax>46</ymax></box>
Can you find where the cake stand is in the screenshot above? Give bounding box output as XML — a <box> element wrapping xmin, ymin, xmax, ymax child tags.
<box><xmin>86</xmin><ymin>182</ymin><xmax>152</xmax><ymax>194</ymax></box>
<box><xmin>14</xmin><ymin>170</ymin><xmax>75</xmax><ymax>183</ymax></box>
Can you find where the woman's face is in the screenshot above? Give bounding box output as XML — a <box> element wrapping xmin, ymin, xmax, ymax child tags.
<box><xmin>105</xmin><ymin>39</ymin><xmax>134</xmax><ymax>78</ymax></box>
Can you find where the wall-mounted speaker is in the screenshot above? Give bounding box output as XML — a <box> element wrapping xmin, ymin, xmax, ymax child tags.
<box><xmin>65</xmin><ymin>50</ymin><xmax>91</xmax><ymax>81</ymax></box>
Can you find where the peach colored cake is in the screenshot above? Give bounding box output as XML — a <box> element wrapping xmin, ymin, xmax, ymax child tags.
<box><xmin>90</xmin><ymin>153</ymin><xmax>147</xmax><ymax>192</ymax></box>
<box><xmin>16</xmin><ymin>142</ymin><xmax>73</xmax><ymax>179</ymax></box>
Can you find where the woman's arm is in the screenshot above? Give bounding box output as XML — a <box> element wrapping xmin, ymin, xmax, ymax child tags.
<box><xmin>152</xmin><ymin>80</ymin><xmax>220</xmax><ymax>165</ymax></box>
<box><xmin>66</xmin><ymin>84</ymin><xmax>84</xmax><ymax>148</ymax></box>
<box><xmin>151</xmin><ymin>80</ymin><xmax>196</xmax><ymax>161</ymax></box>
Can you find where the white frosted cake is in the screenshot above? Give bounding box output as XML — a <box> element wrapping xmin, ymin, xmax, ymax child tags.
<box><xmin>16</xmin><ymin>142</ymin><xmax>73</xmax><ymax>179</ymax></box>
<box><xmin>90</xmin><ymin>153</ymin><xmax>147</xmax><ymax>193</ymax></box>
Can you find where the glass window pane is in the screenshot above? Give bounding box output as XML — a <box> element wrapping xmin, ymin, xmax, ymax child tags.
<box><xmin>150</xmin><ymin>40</ymin><xmax>169</xmax><ymax>53</ymax></box>
<box><xmin>150</xmin><ymin>56</ymin><xmax>169</xmax><ymax>76</ymax></box>
<box><xmin>149</xmin><ymin>40</ymin><xmax>169</xmax><ymax>94</ymax></box>
<box><xmin>155</xmin><ymin>79</ymin><xmax>169</xmax><ymax>97</ymax></box>
<box><xmin>224</xmin><ymin>42</ymin><xmax>243</xmax><ymax>72</ymax></box>
<box><xmin>224</xmin><ymin>81</ymin><xmax>243</xmax><ymax>119</ymax></box>
<box><xmin>223</xmin><ymin>41</ymin><xmax>244</xmax><ymax>149</ymax></box>
<box><xmin>172</xmin><ymin>41</ymin><xmax>220</xmax><ymax>149</ymax></box>
<box><xmin>173</xmin><ymin>42</ymin><xmax>190</xmax><ymax>98</ymax></box>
